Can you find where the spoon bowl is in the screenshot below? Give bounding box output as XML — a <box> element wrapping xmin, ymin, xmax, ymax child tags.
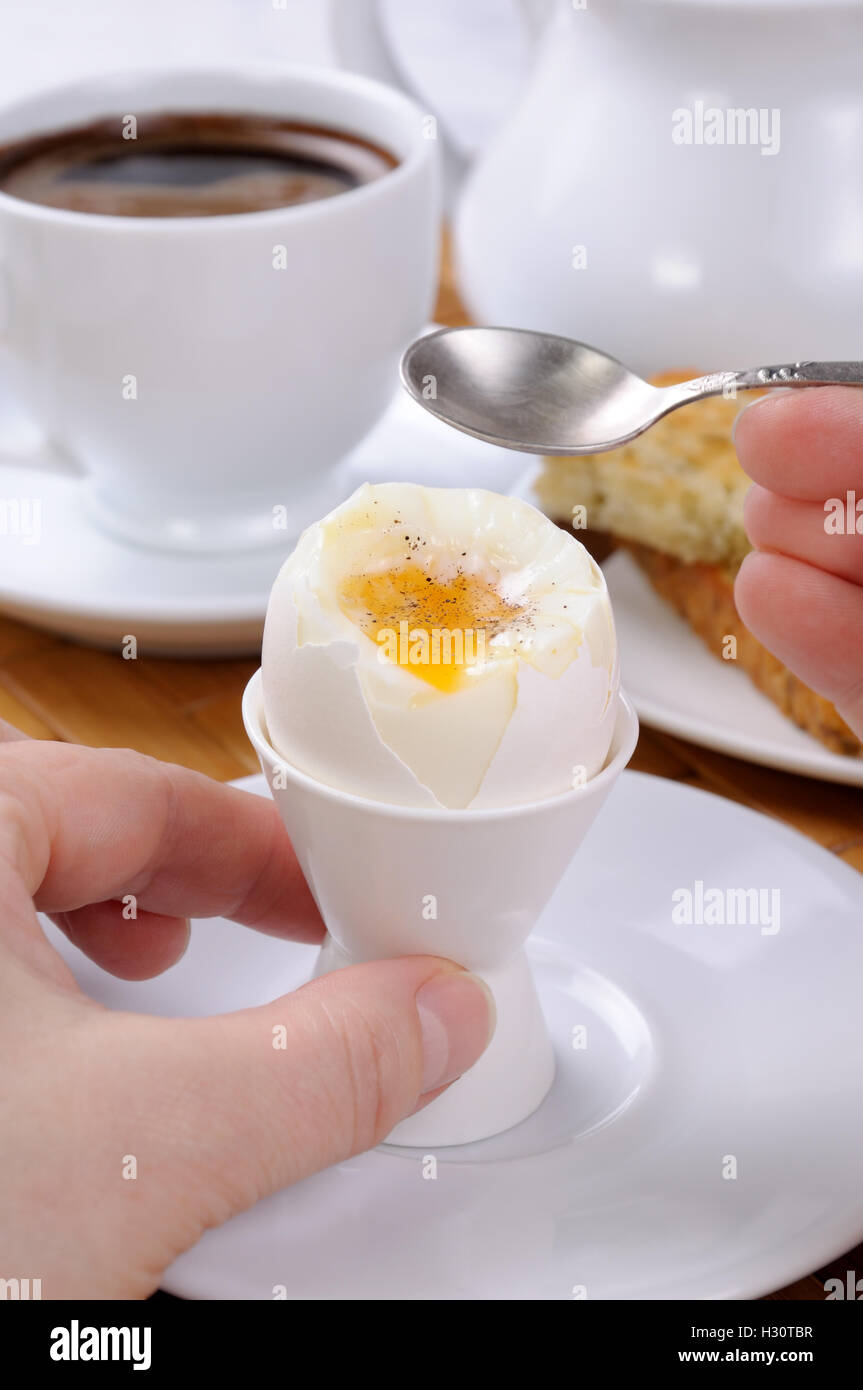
<box><xmin>400</xmin><ymin>326</ymin><xmax>863</xmax><ymax>455</ymax></box>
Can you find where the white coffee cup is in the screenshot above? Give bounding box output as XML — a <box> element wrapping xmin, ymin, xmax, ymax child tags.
<box><xmin>0</xmin><ymin>65</ymin><xmax>440</xmax><ymax>552</ymax></box>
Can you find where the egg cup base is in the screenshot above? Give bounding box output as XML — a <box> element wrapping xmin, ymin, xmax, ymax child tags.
<box><xmin>312</xmin><ymin>933</ymin><xmax>556</xmax><ymax>1146</ymax></box>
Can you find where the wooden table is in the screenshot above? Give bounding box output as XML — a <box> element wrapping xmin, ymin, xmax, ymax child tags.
<box><xmin>2</xmin><ymin>242</ymin><xmax>860</xmax><ymax>1301</ymax></box>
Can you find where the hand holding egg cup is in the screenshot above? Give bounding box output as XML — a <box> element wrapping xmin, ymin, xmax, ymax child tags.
<box><xmin>244</xmin><ymin>484</ymin><xmax>638</xmax><ymax>1146</ymax></box>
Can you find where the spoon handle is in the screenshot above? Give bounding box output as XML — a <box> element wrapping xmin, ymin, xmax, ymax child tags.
<box><xmin>736</xmin><ymin>361</ymin><xmax>863</xmax><ymax>389</ymax></box>
<box><xmin>684</xmin><ymin>362</ymin><xmax>863</xmax><ymax>399</ymax></box>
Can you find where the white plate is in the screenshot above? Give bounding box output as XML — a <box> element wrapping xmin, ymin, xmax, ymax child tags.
<box><xmin>605</xmin><ymin>549</ymin><xmax>863</xmax><ymax>788</ymax></box>
<box><xmin>41</xmin><ymin>772</ymin><xmax>863</xmax><ymax>1300</ymax></box>
<box><xmin>0</xmin><ymin>373</ymin><xmax>529</xmax><ymax>657</ymax></box>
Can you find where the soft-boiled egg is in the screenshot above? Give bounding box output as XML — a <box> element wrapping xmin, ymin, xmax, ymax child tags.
<box><xmin>261</xmin><ymin>482</ymin><xmax>619</xmax><ymax>809</ymax></box>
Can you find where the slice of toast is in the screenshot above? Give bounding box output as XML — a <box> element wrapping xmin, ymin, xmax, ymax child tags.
<box><xmin>536</xmin><ymin>371</ymin><xmax>754</xmax><ymax>567</ymax></box>
<box><xmin>536</xmin><ymin>372</ymin><xmax>861</xmax><ymax>758</ymax></box>
<box><xmin>627</xmin><ymin>542</ymin><xmax>862</xmax><ymax>758</ymax></box>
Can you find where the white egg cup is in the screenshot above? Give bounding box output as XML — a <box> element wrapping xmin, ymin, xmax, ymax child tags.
<box><xmin>243</xmin><ymin>669</ymin><xmax>638</xmax><ymax>1147</ymax></box>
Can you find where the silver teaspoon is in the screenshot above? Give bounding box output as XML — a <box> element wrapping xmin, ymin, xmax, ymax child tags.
<box><xmin>400</xmin><ymin>326</ymin><xmax>863</xmax><ymax>455</ymax></box>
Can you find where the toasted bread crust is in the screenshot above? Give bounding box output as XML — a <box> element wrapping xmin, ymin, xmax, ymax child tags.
<box><xmin>628</xmin><ymin>543</ymin><xmax>862</xmax><ymax>758</ymax></box>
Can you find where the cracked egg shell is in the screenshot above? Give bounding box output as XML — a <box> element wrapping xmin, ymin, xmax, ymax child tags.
<box><xmin>261</xmin><ymin>482</ymin><xmax>619</xmax><ymax>809</ymax></box>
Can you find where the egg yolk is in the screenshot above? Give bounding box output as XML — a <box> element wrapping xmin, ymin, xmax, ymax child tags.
<box><xmin>339</xmin><ymin>562</ymin><xmax>525</xmax><ymax>692</ymax></box>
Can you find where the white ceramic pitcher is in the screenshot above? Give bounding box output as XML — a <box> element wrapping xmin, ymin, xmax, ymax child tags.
<box><xmin>334</xmin><ymin>0</ymin><xmax>863</xmax><ymax>373</ymax></box>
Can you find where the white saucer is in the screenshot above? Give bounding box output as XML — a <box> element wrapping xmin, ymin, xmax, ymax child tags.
<box><xmin>605</xmin><ymin>550</ymin><xmax>863</xmax><ymax>788</ymax></box>
<box><xmin>0</xmin><ymin>383</ymin><xmax>528</xmax><ymax>657</ymax></box>
<box><xmin>41</xmin><ymin>772</ymin><xmax>863</xmax><ymax>1300</ymax></box>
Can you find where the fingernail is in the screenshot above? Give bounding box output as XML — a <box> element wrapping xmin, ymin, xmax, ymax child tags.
<box><xmin>416</xmin><ymin>970</ymin><xmax>496</xmax><ymax>1093</ymax></box>
<box><xmin>177</xmin><ymin>918</ymin><xmax>192</xmax><ymax>960</ymax></box>
<box><xmin>731</xmin><ymin>387</ymin><xmax>795</xmax><ymax>447</ymax></box>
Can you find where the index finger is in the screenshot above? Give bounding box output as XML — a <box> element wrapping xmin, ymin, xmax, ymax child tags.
<box><xmin>734</xmin><ymin>386</ymin><xmax>863</xmax><ymax>500</ymax></box>
<box><xmin>0</xmin><ymin>740</ymin><xmax>322</xmax><ymax>942</ymax></box>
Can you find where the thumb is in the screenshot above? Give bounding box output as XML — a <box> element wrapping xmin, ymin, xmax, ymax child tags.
<box><xmin>104</xmin><ymin>956</ymin><xmax>494</xmax><ymax>1253</ymax></box>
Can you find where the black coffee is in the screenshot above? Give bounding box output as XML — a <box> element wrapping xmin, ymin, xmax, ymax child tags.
<box><xmin>0</xmin><ymin>112</ymin><xmax>397</xmax><ymax>216</ymax></box>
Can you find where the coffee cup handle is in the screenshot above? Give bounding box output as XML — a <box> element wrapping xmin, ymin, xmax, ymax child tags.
<box><xmin>0</xmin><ymin>254</ymin><xmax>77</xmax><ymax>476</ymax></box>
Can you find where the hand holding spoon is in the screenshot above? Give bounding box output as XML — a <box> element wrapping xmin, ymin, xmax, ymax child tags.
<box><xmin>400</xmin><ymin>326</ymin><xmax>863</xmax><ymax>455</ymax></box>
